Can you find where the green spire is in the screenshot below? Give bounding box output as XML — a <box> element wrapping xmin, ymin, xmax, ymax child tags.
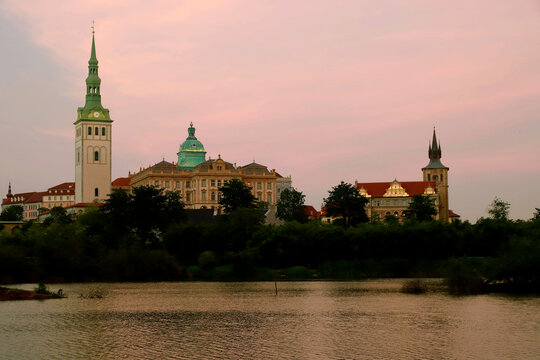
<box><xmin>85</xmin><ymin>34</ymin><xmax>102</xmax><ymax>109</ymax></box>
<box><xmin>75</xmin><ymin>31</ymin><xmax>111</xmax><ymax>124</ymax></box>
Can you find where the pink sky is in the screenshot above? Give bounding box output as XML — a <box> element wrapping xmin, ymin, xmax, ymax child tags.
<box><xmin>1</xmin><ymin>0</ymin><xmax>539</xmax><ymax>220</ymax></box>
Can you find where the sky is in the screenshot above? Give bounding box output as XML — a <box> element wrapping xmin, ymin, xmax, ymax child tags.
<box><xmin>1</xmin><ymin>0</ymin><xmax>539</xmax><ymax>221</ymax></box>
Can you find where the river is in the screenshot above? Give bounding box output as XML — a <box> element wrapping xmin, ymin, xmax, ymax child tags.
<box><xmin>1</xmin><ymin>280</ymin><xmax>538</xmax><ymax>359</ymax></box>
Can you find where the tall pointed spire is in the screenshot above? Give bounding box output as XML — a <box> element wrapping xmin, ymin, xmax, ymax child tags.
<box><xmin>84</xmin><ymin>30</ymin><xmax>102</xmax><ymax>110</ymax></box>
<box><xmin>423</xmin><ymin>127</ymin><xmax>447</xmax><ymax>169</ymax></box>
<box><xmin>76</xmin><ymin>25</ymin><xmax>111</xmax><ymax>124</ymax></box>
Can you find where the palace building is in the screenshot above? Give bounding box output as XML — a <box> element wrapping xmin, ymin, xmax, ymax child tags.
<box><xmin>128</xmin><ymin>123</ymin><xmax>291</xmax><ymax>213</ymax></box>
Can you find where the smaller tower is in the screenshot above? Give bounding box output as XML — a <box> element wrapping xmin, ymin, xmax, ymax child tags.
<box><xmin>177</xmin><ymin>123</ymin><xmax>207</xmax><ymax>169</ymax></box>
<box><xmin>422</xmin><ymin>128</ymin><xmax>449</xmax><ymax>221</ymax></box>
<box><xmin>6</xmin><ymin>183</ymin><xmax>13</xmax><ymax>200</ymax></box>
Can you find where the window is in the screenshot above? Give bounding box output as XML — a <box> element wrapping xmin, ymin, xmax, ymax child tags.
<box><xmin>218</xmin><ymin>193</ymin><xmax>222</xmax><ymax>201</ymax></box>
<box><xmin>165</xmin><ymin>181</ymin><xmax>170</xmax><ymax>188</ymax></box>
<box><xmin>267</xmin><ymin>183</ymin><xmax>272</xmax><ymax>190</ymax></box>
<box><xmin>95</xmin><ymin>188</ymin><xmax>99</xmax><ymax>197</ymax></box>
<box><xmin>441</xmin><ymin>174</ymin><xmax>444</xmax><ymax>182</ymax></box>
<box><xmin>257</xmin><ymin>182</ymin><xmax>262</xmax><ymax>190</ymax></box>
<box><xmin>175</xmin><ymin>181</ymin><xmax>180</xmax><ymax>188</ymax></box>
<box><xmin>211</xmin><ymin>180</ymin><xmax>215</xmax><ymax>187</ymax></box>
<box><xmin>211</xmin><ymin>192</ymin><xmax>215</xmax><ymax>201</ymax></box>
<box><xmin>267</xmin><ymin>193</ymin><xmax>272</xmax><ymax>202</ymax></box>
<box><xmin>202</xmin><ymin>191</ymin><xmax>206</xmax><ymax>201</ymax></box>
<box><xmin>154</xmin><ymin>180</ymin><xmax>159</xmax><ymax>186</ymax></box>
<box><xmin>427</xmin><ymin>174</ymin><xmax>431</xmax><ymax>181</ymax></box>
<box><xmin>217</xmin><ymin>165</ymin><xmax>222</xmax><ymax>170</ymax></box>
<box><xmin>88</xmin><ymin>127</ymin><xmax>92</xmax><ymax>135</ymax></box>
<box><xmin>95</xmin><ymin>127</ymin><xmax>98</xmax><ymax>135</ymax></box>
<box><xmin>102</xmin><ymin>127</ymin><xmax>105</xmax><ymax>136</ymax></box>
<box><xmin>186</xmin><ymin>193</ymin><xmax>190</xmax><ymax>202</ymax></box>
<box><xmin>186</xmin><ymin>181</ymin><xmax>191</xmax><ymax>188</ymax></box>
<box><xmin>217</xmin><ymin>180</ymin><xmax>222</xmax><ymax>187</ymax></box>
<box><xmin>201</xmin><ymin>179</ymin><xmax>206</xmax><ymax>187</ymax></box>
<box><xmin>94</xmin><ymin>151</ymin><xmax>99</xmax><ymax>161</ymax></box>
<box><xmin>257</xmin><ymin>193</ymin><xmax>262</xmax><ymax>201</ymax></box>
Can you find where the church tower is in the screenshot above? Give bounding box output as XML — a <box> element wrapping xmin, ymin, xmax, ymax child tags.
<box><xmin>74</xmin><ymin>31</ymin><xmax>113</xmax><ymax>203</ymax></box>
<box><xmin>422</xmin><ymin>128</ymin><xmax>449</xmax><ymax>221</ymax></box>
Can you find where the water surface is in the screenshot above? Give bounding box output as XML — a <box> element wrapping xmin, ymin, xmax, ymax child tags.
<box><xmin>1</xmin><ymin>280</ymin><xmax>539</xmax><ymax>359</ymax></box>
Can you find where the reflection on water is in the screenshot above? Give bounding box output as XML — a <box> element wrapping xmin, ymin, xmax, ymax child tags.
<box><xmin>1</xmin><ymin>280</ymin><xmax>539</xmax><ymax>359</ymax></box>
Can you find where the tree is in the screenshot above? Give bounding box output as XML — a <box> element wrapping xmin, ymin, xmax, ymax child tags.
<box><xmin>488</xmin><ymin>197</ymin><xmax>510</xmax><ymax>221</ymax></box>
<box><xmin>218</xmin><ymin>178</ymin><xmax>257</xmax><ymax>213</ymax></box>
<box><xmin>323</xmin><ymin>182</ymin><xmax>369</xmax><ymax>227</ymax></box>
<box><xmin>531</xmin><ymin>208</ymin><xmax>540</xmax><ymax>221</ymax></box>
<box><xmin>0</xmin><ymin>205</ymin><xmax>23</xmax><ymax>221</ymax></box>
<box><xmin>101</xmin><ymin>185</ymin><xmax>185</xmax><ymax>245</ymax></box>
<box><xmin>404</xmin><ymin>195</ymin><xmax>437</xmax><ymax>222</ymax></box>
<box><xmin>277</xmin><ymin>188</ymin><xmax>308</xmax><ymax>223</ymax></box>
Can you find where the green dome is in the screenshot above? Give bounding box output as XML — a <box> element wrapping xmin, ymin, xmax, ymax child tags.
<box><xmin>177</xmin><ymin>122</ymin><xmax>206</xmax><ymax>169</ymax></box>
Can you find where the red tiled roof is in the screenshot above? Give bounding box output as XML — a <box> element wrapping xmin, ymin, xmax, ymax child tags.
<box><xmin>356</xmin><ymin>181</ymin><xmax>436</xmax><ymax>197</ymax></box>
<box><xmin>448</xmin><ymin>210</ymin><xmax>460</xmax><ymax>218</ymax></box>
<box><xmin>112</xmin><ymin>177</ymin><xmax>131</xmax><ymax>187</ymax></box>
<box><xmin>2</xmin><ymin>192</ymin><xmax>38</xmax><ymax>205</ymax></box>
<box><xmin>47</xmin><ymin>182</ymin><xmax>75</xmax><ymax>195</ymax></box>
<box><xmin>65</xmin><ymin>202</ymin><xmax>105</xmax><ymax>209</ymax></box>
<box><xmin>303</xmin><ymin>205</ymin><xmax>320</xmax><ymax>218</ymax></box>
<box><xmin>25</xmin><ymin>191</ymin><xmax>46</xmax><ymax>203</ymax></box>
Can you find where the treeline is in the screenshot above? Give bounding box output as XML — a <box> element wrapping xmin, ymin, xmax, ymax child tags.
<box><xmin>0</xmin><ymin>187</ymin><xmax>538</xmax><ymax>294</ymax></box>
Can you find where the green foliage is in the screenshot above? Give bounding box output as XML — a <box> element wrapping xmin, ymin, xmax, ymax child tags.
<box><xmin>488</xmin><ymin>197</ymin><xmax>510</xmax><ymax>221</ymax></box>
<box><xmin>531</xmin><ymin>208</ymin><xmax>540</xmax><ymax>221</ymax></box>
<box><xmin>218</xmin><ymin>178</ymin><xmax>257</xmax><ymax>213</ymax></box>
<box><xmin>0</xmin><ymin>192</ymin><xmax>538</xmax><ymax>292</ymax></box>
<box><xmin>276</xmin><ymin>188</ymin><xmax>308</xmax><ymax>223</ymax></box>
<box><xmin>101</xmin><ymin>186</ymin><xmax>185</xmax><ymax>245</ymax></box>
<box><xmin>403</xmin><ymin>195</ymin><xmax>437</xmax><ymax>222</ymax></box>
<box><xmin>0</xmin><ymin>205</ymin><xmax>23</xmax><ymax>221</ymax></box>
<box><xmin>323</xmin><ymin>182</ymin><xmax>369</xmax><ymax>227</ymax></box>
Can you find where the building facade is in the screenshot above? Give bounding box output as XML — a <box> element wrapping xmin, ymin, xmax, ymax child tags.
<box><xmin>354</xmin><ymin>129</ymin><xmax>456</xmax><ymax>222</ymax></box>
<box><xmin>42</xmin><ymin>182</ymin><xmax>76</xmax><ymax>209</ymax></box>
<box><xmin>1</xmin><ymin>183</ymin><xmax>45</xmax><ymax>221</ymax></box>
<box><xmin>74</xmin><ymin>33</ymin><xmax>113</xmax><ymax>204</ymax></box>
<box><xmin>128</xmin><ymin>124</ymin><xmax>288</xmax><ymax>212</ymax></box>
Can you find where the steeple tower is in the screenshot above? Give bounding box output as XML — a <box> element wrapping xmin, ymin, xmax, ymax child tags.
<box><xmin>6</xmin><ymin>182</ymin><xmax>13</xmax><ymax>199</ymax></box>
<box><xmin>422</xmin><ymin>128</ymin><xmax>449</xmax><ymax>221</ymax></box>
<box><xmin>75</xmin><ymin>28</ymin><xmax>113</xmax><ymax>204</ymax></box>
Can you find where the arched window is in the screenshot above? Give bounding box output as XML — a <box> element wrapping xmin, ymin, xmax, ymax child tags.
<box><xmin>88</xmin><ymin>127</ymin><xmax>92</xmax><ymax>135</ymax></box>
<box><xmin>427</xmin><ymin>174</ymin><xmax>431</xmax><ymax>181</ymax></box>
<box><xmin>102</xmin><ymin>127</ymin><xmax>105</xmax><ymax>136</ymax></box>
<box><xmin>95</xmin><ymin>127</ymin><xmax>98</xmax><ymax>135</ymax></box>
<box><xmin>95</xmin><ymin>188</ymin><xmax>99</xmax><ymax>197</ymax></box>
<box><xmin>94</xmin><ymin>151</ymin><xmax>99</xmax><ymax>161</ymax></box>
<box><xmin>440</xmin><ymin>174</ymin><xmax>444</xmax><ymax>182</ymax></box>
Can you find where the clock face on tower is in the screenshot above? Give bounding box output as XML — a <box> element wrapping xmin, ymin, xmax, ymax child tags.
<box><xmin>93</xmin><ymin>111</ymin><xmax>100</xmax><ymax>118</ymax></box>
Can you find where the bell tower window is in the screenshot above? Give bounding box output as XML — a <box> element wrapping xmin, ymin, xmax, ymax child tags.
<box><xmin>94</xmin><ymin>151</ymin><xmax>99</xmax><ymax>161</ymax></box>
<box><xmin>95</xmin><ymin>188</ymin><xmax>99</xmax><ymax>197</ymax></box>
<box><xmin>88</xmin><ymin>127</ymin><xmax>92</xmax><ymax>135</ymax></box>
<box><xmin>95</xmin><ymin>127</ymin><xmax>98</xmax><ymax>135</ymax></box>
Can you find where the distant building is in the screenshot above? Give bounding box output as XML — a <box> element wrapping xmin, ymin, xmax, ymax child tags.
<box><xmin>355</xmin><ymin>129</ymin><xmax>458</xmax><ymax>222</ymax></box>
<box><xmin>1</xmin><ymin>183</ymin><xmax>45</xmax><ymax>220</ymax></box>
<box><xmin>128</xmin><ymin>124</ymin><xmax>290</xmax><ymax>213</ymax></box>
<box><xmin>42</xmin><ymin>182</ymin><xmax>75</xmax><ymax>209</ymax></box>
<box><xmin>356</xmin><ymin>179</ymin><xmax>437</xmax><ymax>221</ymax></box>
<box><xmin>112</xmin><ymin>177</ymin><xmax>131</xmax><ymax>193</ymax></box>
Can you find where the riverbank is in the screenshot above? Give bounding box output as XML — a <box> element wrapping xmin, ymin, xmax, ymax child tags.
<box><xmin>0</xmin><ymin>284</ymin><xmax>64</xmax><ymax>301</ymax></box>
